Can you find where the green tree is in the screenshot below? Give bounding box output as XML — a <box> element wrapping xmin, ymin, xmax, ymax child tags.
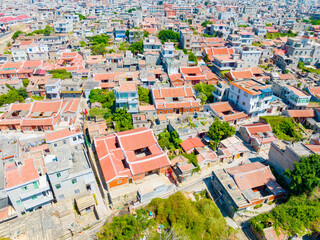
<box><xmin>201</xmin><ymin>20</ymin><xmax>212</xmax><ymax>27</ymax></box>
<box><xmin>43</xmin><ymin>25</ymin><xmax>54</xmax><ymax>36</ymax></box>
<box><xmin>75</xmin><ymin>13</ymin><xmax>87</xmax><ymax>20</ymax></box>
<box><xmin>207</xmin><ymin>117</ymin><xmax>236</xmax><ymax>150</ymax></box>
<box><xmin>79</xmin><ymin>41</ymin><xmax>87</xmax><ymax>47</ymax></box>
<box><xmin>97</xmin><ymin>208</ymin><xmax>154</xmax><ymax>240</ymax></box>
<box><xmin>285</xmin><ymin>154</ymin><xmax>320</xmax><ymax>195</ymax></box>
<box><xmin>91</xmin><ymin>44</ymin><xmax>107</xmax><ymax>55</ymax></box>
<box><xmin>129</xmin><ymin>40</ymin><xmax>143</xmax><ymax>54</ymax></box>
<box><xmin>143</xmin><ymin>30</ymin><xmax>150</xmax><ymax>38</ymax></box>
<box><xmin>12</xmin><ymin>30</ymin><xmax>25</xmax><ymax>41</ymax></box>
<box><xmin>112</xmin><ymin>108</ymin><xmax>133</xmax><ymax>132</ymax></box>
<box><xmin>203</xmin><ymin>54</ymin><xmax>210</xmax><ymax>63</ymax></box>
<box><xmin>193</xmin><ymin>83</ymin><xmax>215</xmax><ymax>103</ymax></box>
<box><xmin>260</xmin><ymin>116</ymin><xmax>303</xmax><ymax>142</ymax></box>
<box><xmin>89</xmin><ymin>89</ymin><xmax>115</xmax><ymax>109</ymax></box>
<box><xmin>48</xmin><ymin>69</ymin><xmax>72</xmax><ymax>80</ymax></box>
<box><xmin>22</xmin><ymin>79</ymin><xmax>30</xmax><ymax>88</ymax></box>
<box><xmin>158</xmin><ymin>129</ymin><xmax>182</xmax><ymax>151</ymax></box>
<box><xmin>138</xmin><ymin>86</ymin><xmax>150</xmax><ymax>104</ymax></box>
<box><xmin>157</xmin><ymin>30</ymin><xmax>180</xmax><ymax>43</ymax></box>
<box><xmin>187</xmin><ymin>51</ymin><xmax>198</xmax><ymax>65</ymax></box>
<box><xmin>147</xmin><ymin>192</ymin><xmax>234</xmax><ymax>240</ymax></box>
<box><xmin>250</xmin><ymin>195</ymin><xmax>320</xmax><ymax>237</ymax></box>
<box><xmin>128</xmin><ymin>8</ymin><xmax>136</xmax><ymax>13</ymax></box>
<box><xmin>87</xmin><ymin>34</ymin><xmax>110</xmax><ymax>55</ymax></box>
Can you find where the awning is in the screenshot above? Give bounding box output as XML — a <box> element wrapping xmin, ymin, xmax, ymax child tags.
<box><xmin>75</xmin><ymin>194</ymin><xmax>95</xmax><ymax>212</ymax></box>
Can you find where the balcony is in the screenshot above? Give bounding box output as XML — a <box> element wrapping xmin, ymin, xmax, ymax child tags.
<box><xmin>24</xmin><ymin>194</ymin><xmax>53</xmax><ymax>210</ymax></box>
<box><xmin>20</xmin><ymin>185</ymin><xmax>51</xmax><ymax>200</ymax></box>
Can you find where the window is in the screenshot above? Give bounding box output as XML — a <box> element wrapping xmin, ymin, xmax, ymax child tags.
<box><xmin>59</xmin><ymin>194</ymin><xmax>64</xmax><ymax>200</ymax></box>
<box><xmin>22</xmin><ymin>186</ymin><xmax>28</xmax><ymax>191</ymax></box>
<box><xmin>71</xmin><ymin>179</ymin><xmax>77</xmax><ymax>184</ymax></box>
<box><xmin>33</xmin><ymin>182</ymin><xmax>39</xmax><ymax>189</ymax></box>
<box><xmin>31</xmin><ymin>195</ymin><xmax>37</xmax><ymax>200</ymax></box>
<box><xmin>56</xmin><ymin>184</ymin><xmax>61</xmax><ymax>189</ymax></box>
<box><xmin>63</xmin><ymin>140</ymin><xmax>66</xmax><ymax>144</ymax></box>
<box><xmin>117</xmin><ymin>180</ymin><xmax>122</xmax><ymax>184</ymax></box>
<box><xmin>57</xmin><ymin>173</ymin><xmax>61</xmax><ymax>178</ymax></box>
<box><xmin>74</xmin><ymin>189</ymin><xmax>80</xmax><ymax>194</ymax></box>
<box><xmin>16</xmin><ymin>200</ymin><xmax>21</xmax><ymax>205</ymax></box>
<box><xmin>54</xmin><ymin>143</ymin><xmax>57</xmax><ymax>147</ymax></box>
<box><xmin>73</xmin><ymin>137</ymin><xmax>77</xmax><ymax>141</ymax></box>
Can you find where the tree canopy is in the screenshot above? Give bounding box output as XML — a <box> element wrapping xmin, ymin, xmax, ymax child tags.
<box><xmin>22</xmin><ymin>79</ymin><xmax>30</xmax><ymax>88</ymax></box>
<box><xmin>97</xmin><ymin>208</ymin><xmax>155</xmax><ymax>240</ymax></box>
<box><xmin>207</xmin><ymin>117</ymin><xmax>236</xmax><ymax>150</ymax></box>
<box><xmin>250</xmin><ymin>195</ymin><xmax>320</xmax><ymax>237</ymax></box>
<box><xmin>285</xmin><ymin>154</ymin><xmax>320</xmax><ymax>195</ymax></box>
<box><xmin>201</xmin><ymin>20</ymin><xmax>212</xmax><ymax>27</ymax></box>
<box><xmin>187</xmin><ymin>51</ymin><xmax>198</xmax><ymax>65</ymax></box>
<box><xmin>129</xmin><ymin>40</ymin><xmax>143</xmax><ymax>54</ymax></box>
<box><xmin>75</xmin><ymin>13</ymin><xmax>87</xmax><ymax>21</ymax></box>
<box><xmin>89</xmin><ymin>88</ymin><xmax>115</xmax><ymax>109</ymax></box>
<box><xmin>87</xmin><ymin>34</ymin><xmax>110</xmax><ymax>55</ymax></box>
<box><xmin>112</xmin><ymin>108</ymin><xmax>133</xmax><ymax>132</ymax></box>
<box><xmin>158</xmin><ymin>30</ymin><xmax>180</xmax><ymax>43</ymax></box>
<box><xmin>260</xmin><ymin>116</ymin><xmax>303</xmax><ymax>142</ymax></box>
<box><xmin>48</xmin><ymin>69</ymin><xmax>72</xmax><ymax>80</ymax></box>
<box><xmin>158</xmin><ymin>129</ymin><xmax>182</xmax><ymax>152</ymax></box>
<box><xmin>137</xmin><ymin>86</ymin><xmax>150</xmax><ymax>104</ymax></box>
<box><xmin>147</xmin><ymin>192</ymin><xmax>234</xmax><ymax>240</ymax></box>
<box><xmin>12</xmin><ymin>30</ymin><xmax>25</xmax><ymax>40</ymax></box>
<box><xmin>0</xmin><ymin>84</ymin><xmax>28</xmax><ymax>106</ymax></box>
<box><xmin>193</xmin><ymin>83</ymin><xmax>215</xmax><ymax>104</ymax></box>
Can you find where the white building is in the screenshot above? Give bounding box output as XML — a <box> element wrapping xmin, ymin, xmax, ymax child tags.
<box><xmin>228</xmin><ymin>79</ymin><xmax>273</xmax><ymax>117</ymax></box>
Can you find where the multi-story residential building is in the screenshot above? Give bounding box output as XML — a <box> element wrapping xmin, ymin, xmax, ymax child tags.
<box><xmin>143</xmin><ymin>37</ymin><xmax>162</xmax><ymax>51</ymax></box>
<box><xmin>54</xmin><ymin>21</ymin><xmax>73</xmax><ymax>33</ymax></box>
<box><xmin>207</xmin><ymin>24</ymin><xmax>231</xmax><ymax>37</ymax></box>
<box><xmin>204</xmin><ymin>47</ymin><xmax>244</xmax><ymax>71</ymax></box>
<box><xmin>228</xmin><ymin>79</ymin><xmax>273</xmax><ymax>117</ymax></box>
<box><xmin>238</xmin><ymin>32</ymin><xmax>255</xmax><ymax>46</ymax></box>
<box><xmin>212</xmin><ymin>80</ymin><xmax>230</xmax><ymax>102</ymax></box>
<box><xmin>148</xmin><ymin>5</ymin><xmax>164</xmax><ymax>15</ymax></box>
<box><xmin>115</xmin><ymin>83</ymin><xmax>139</xmax><ymax>114</ymax></box>
<box><xmin>272</xmin><ymin>83</ymin><xmax>311</xmax><ymax>109</ymax></box>
<box><xmin>45</xmin><ymin>127</ymin><xmax>96</xmax><ymax>201</ymax></box>
<box><xmin>113</xmin><ymin>26</ymin><xmax>126</xmax><ymax>40</ymax></box>
<box><xmin>226</xmin><ymin>34</ymin><xmax>241</xmax><ymax>47</ymax></box>
<box><xmin>253</xmin><ymin>25</ymin><xmax>267</xmax><ymax>36</ymax></box>
<box><xmin>64</xmin><ymin>14</ymin><xmax>80</xmax><ymax>24</ymax></box>
<box><xmin>162</xmin><ymin>42</ymin><xmax>175</xmax><ymax>62</ymax></box>
<box><xmin>45</xmin><ymin>78</ymin><xmax>61</xmax><ymax>99</ymax></box>
<box><xmin>11</xmin><ymin>48</ymin><xmax>28</xmax><ymax>62</ymax></box>
<box><xmin>5</xmin><ymin>156</ymin><xmax>54</xmax><ymax>215</ymax></box>
<box><xmin>238</xmin><ymin>46</ymin><xmax>262</xmax><ymax>69</ymax></box>
<box><xmin>26</xmin><ymin>44</ymin><xmax>49</xmax><ymax>61</ymax></box>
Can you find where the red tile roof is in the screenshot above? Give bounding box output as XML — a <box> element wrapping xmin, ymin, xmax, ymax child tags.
<box><xmin>46</xmin><ymin>126</ymin><xmax>81</xmax><ymax>142</ymax></box>
<box><xmin>94</xmin><ymin>127</ymin><xmax>170</xmax><ymax>183</ymax></box>
<box><xmin>286</xmin><ymin>109</ymin><xmax>315</xmax><ymax>118</ymax></box>
<box><xmin>227</xmin><ymin>162</ymin><xmax>276</xmax><ymax>191</ymax></box>
<box><xmin>5</xmin><ymin>158</ymin><xmax>39</xmax><ymax>188</ymax></box>
<box><xmin>181</xmin><ymin>138</ymin><xmax>205</xmax><ymax>152</ymax></box>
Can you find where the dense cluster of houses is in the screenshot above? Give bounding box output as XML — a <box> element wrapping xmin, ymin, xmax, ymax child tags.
<box><xmin>0</xmin><ymin>0</ymin><xmax>319</xmax><ymax>238</ymax></box>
